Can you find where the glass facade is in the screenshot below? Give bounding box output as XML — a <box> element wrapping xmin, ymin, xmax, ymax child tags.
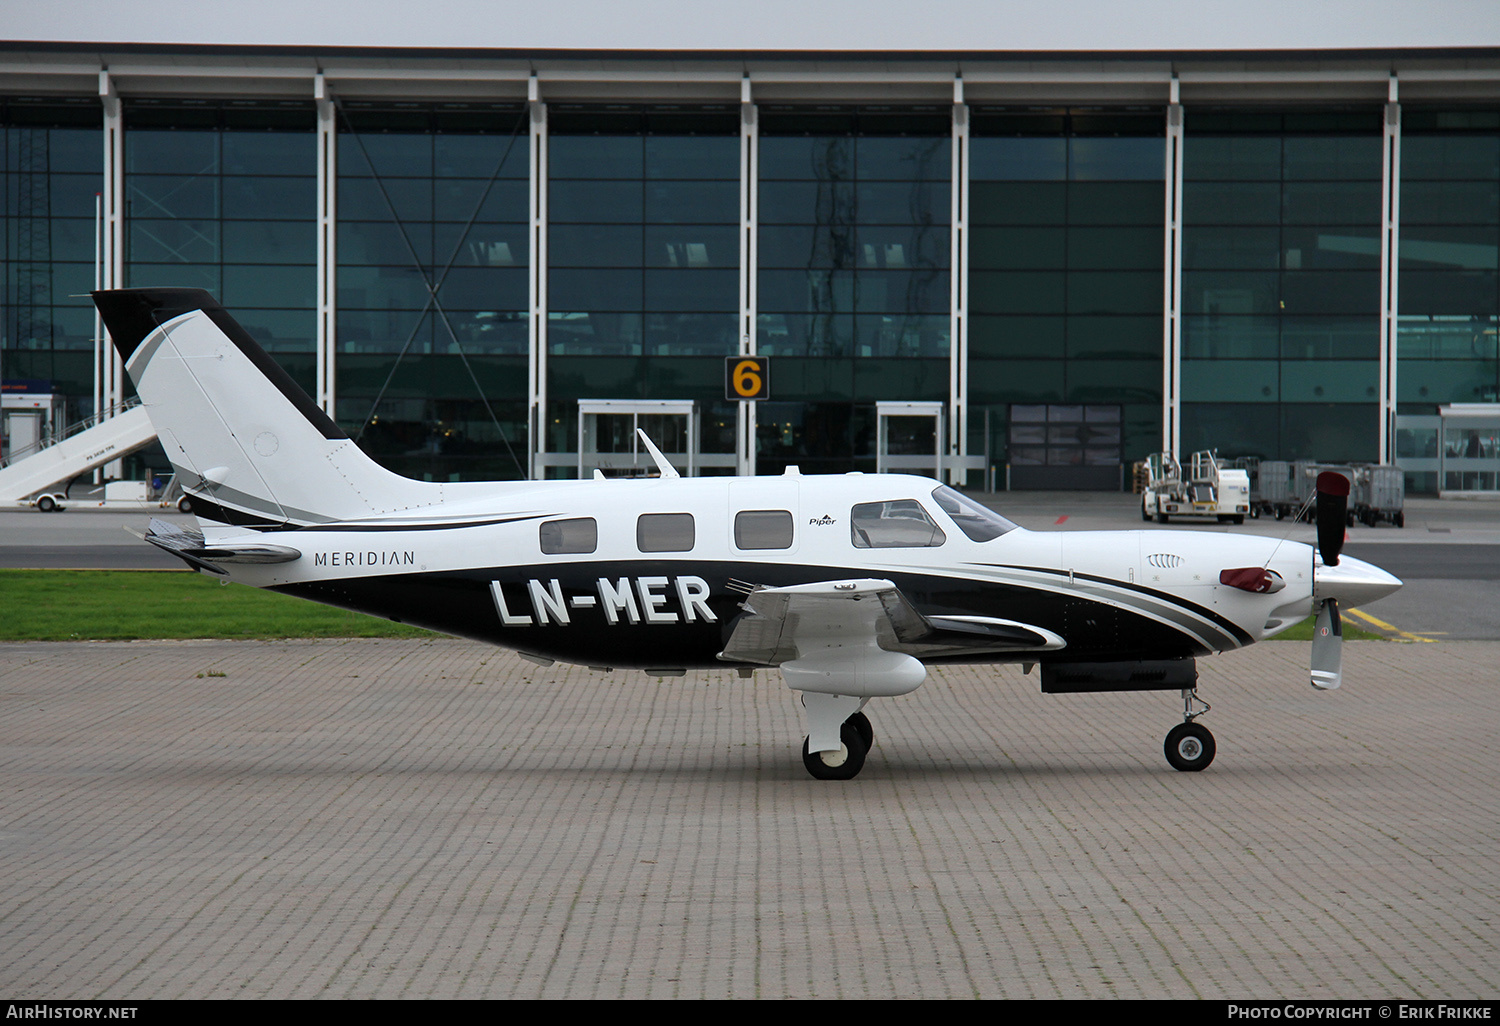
<box><xmin>7</xmin><ymin>71</ymin><xmax>1500</xmax><ymax>493</ymax></box>
<box><xmin>1398</xmin><ymin>109</ymin><xmax>1500</xmax><ymax>410</ymax></box>
<box><xmin>545</xmin><ymin>106</ymin><xmax>740</xmax><ymax>466</ymax></box>
<box><xmin>124</xmin><ymin>100</ymin><xmax>318</xmax><ymax>391</ymax></box>
<box><xmin>969</xmin><ymin>109</ymin><xmax>1165</xmax><ymax>477</ymax></box>
<box><xmin>1180</xmin><ymin>110</ymin><xmax>1384</xmax><ymax>463</ymax></box>
<box><xmin>1</xmin><ymin>99</ymin><xmax>102</xmax><ymax>420</ymax></box>
<box><xmin>756</xmin><ymin>107</ymin><xmax>950</xmax><ymax>474</ymax></box>
<box><xmin>336</xmin><ymin>102</ymin><xmax>530</xmax><ymax>481</ymax></box>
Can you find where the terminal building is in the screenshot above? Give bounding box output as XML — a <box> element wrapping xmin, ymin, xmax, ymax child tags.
<box><xmin>4</xmin><ymin>4</ymin><xmax>1500</xmax><ymax>493</ymax></box>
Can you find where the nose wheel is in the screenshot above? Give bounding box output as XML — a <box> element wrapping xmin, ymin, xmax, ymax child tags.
<box><xmin>1164</xmin><ymin>722</ymin><xmax>1215</xmax><ymax>771</ymax></box>
<box><xmin>1164</xmin><ymin>688</ymin><xmax>1215</xmax><ymax>772</ymax></box>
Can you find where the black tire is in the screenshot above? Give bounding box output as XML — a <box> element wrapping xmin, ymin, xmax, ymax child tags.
<box><xmin>1395</xmin><ymin>511</ymin><xmax>1405</xmax><ymax>529</ymax></box>
<box><xmin>177</xmin><ymin>496</ymin><xmax>193</xmax><ymax>514</ymax></box>
<box><xmin>1164</xmin><ymin>722</ymin><xmax>1216</xmax><ymax>772</ymax></box>
<box><xmin>1154</xmin><ymin>512</ymin><xmax>1168</xmax><ymax>524</ymax></box>
<box><xmin>1142</xmin><ymin>503</ymin><xmax>1152</xmax><ymax>522</ymax></box>
<box><xmin>1274</xmin><ymin>507</ymin><xmax>1284</xmax><ymax>521</ymax></box>
<box><xmin>802</xmin><ymin>723</ymin><xmax>868</xmax><ymax>781</ymax></box>
<box><xmin>844</xmin><ymin>711</ymin><xmax>874</xmax><ymax>752</ymax></box>
<box><xmin>36</xmin><ymin>495</ymin><xmax>56</xmax><ymax>513</ymax></box>
<box><xmin>1231</xmin><ymin>514</ymin><xmax>1244</xmax><ymax>525</ymax></box>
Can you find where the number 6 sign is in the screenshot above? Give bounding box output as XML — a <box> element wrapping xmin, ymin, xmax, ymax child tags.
<box><xmin>725</xmin><ymin>356</ymin><xmax>770</xmax><ymax>401</ymax></box>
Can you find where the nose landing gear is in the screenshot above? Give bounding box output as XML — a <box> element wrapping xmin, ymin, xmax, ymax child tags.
<box><xmin>1164</xmin><ymin>688</ymin><xmax>1215</xmax><ymax>771</ymax></box>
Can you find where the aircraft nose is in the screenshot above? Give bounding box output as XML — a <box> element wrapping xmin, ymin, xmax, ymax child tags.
<box><xmin>1315</xmin><ymin>554</ymin><xmax>1403</xmax><ymax>607</ymax></box>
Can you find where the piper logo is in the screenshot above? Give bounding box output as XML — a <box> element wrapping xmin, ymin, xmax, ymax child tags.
<box><xmin>490</xmin><ymin>575</ymin><xmax>717</xmax><ymax>627</ymax></box>
<box><xmin>809</xmin><ymin>515</ymin><xmax>837</xmax><ymax>526</ymax></box>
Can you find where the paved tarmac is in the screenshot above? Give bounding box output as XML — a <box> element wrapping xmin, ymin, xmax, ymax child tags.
<box><xmin>1</xmin><ymin>637</ymin><xmax>1496</xmax><ymax>999</ymax></box>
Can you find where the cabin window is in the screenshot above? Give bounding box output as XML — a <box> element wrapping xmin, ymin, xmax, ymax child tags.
<box><xmin>539</xmin><ymin>517</ymin><xmax>598</xmax><ymax>554</ymax></box>
<box><xmin>930</xmin><ymin>485</ymin><xmax>1019</xmax><ymax>542</ymax></box>
<box><xmin>850</xmin><ymin>500</ymin><xmax>947</xmax><ymax>548</ymax></box>
<box><xmin>637</xmin><ymin>512</ymin><xmax>695</xmax><ymax>552</ymax></box>
<box><xmin>735</xmin><ymin>509</ymin><xmax>794</xmax><ymax>550</ymax></box>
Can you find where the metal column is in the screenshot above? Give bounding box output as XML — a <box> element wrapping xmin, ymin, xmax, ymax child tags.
<box><xmin>99</xmin><ymin>70</ymin><xmax>124</xmax><ymax>421</ymax></box>
<box><xmin>1378</xmin><ymin>74</ymin><xmax>1402</xmax><ymax>465</ymax></box>
<box><xmin>315</xmin><ymin>73</ymin><xmax>338</xmax><ymax>419</ymax></box>
<box><xmin>738</xmin><ymin>76</ymin><xmax>759</xmax><ymax>477</ymax></box>
<box><xmin>1162</xmin><ymin>76</ymin><xmax>1184</xmax><ymax>456</ymax></box>
<box><xmin>527</xmin><ymin>75</ymin><xmax>548</xmax><ymax>480</ymax></box>
<box><xmin>99</xmin><ymin>69</ymin><xmax>125</xmax><ymax>480</ymax></box>
<box><xmin>949</xmin><ymin>75</ymin><xmax>969</xmax><ymax>485</ymax></box>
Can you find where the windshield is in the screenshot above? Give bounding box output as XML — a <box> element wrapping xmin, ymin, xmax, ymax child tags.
<box><xmin>930</xmin><ymin>485</ymin><xmax>1018</xmax><ymax>542</ymax></box>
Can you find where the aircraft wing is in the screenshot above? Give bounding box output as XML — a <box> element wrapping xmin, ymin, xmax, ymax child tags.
<box><xmin>144</xmin><ymin>518</ymin><xmax>301</xmax><ymax>575</ymax></box>
<box><xmin>718</xmin><ymin>578</ymin><xmax>1063</xmax><ymax>669</ymax></box>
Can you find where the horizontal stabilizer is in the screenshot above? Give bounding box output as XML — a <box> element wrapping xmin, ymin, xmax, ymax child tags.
<box><xmin>145</xmin><ymin>518</ymin><xmax>300</xmax><ymax>574</ymax></box>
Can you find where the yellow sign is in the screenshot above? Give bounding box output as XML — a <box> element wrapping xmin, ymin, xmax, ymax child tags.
<box><xmin>725</xmin><ymin>356</ymin><xmax>770</xmax><ymax>401</ymax></box>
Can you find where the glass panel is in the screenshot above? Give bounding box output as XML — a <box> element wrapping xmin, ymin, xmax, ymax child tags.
<box><xmin>645</xmin><ymin>135</ymin><xmax>739</xmax><ymax>179</ymax></box>
<box><xmin>969</xmin><ymin>137</ymin><xmax>1067</xmax><ymax>181</ymax></box>
<box><xmin>1068</xmin><ymin>137</ymin><xmax>1164</xmax><ymax>180</ymax></box>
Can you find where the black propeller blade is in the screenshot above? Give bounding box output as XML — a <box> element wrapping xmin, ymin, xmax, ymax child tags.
<box><xmin>1315</xmin><ymin>471</ymin><xmax>1349</xmax><ymax>566</ymax></box>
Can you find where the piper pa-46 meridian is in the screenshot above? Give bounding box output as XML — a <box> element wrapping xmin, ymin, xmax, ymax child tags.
<box><xmin>93</xmin><ymin>288</ymin><xmax>1403</xmax><ymax>780</ymax></box>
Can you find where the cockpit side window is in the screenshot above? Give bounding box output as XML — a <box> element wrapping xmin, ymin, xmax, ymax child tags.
<box><xmin>930</xmin><ymin>485</ymin><xmax>1018</xmax><ymax>542</ymax></box>
<box><xmin>850</xmin><ymin>499</ymin><xmax>946</xmax><ymax>548</ymax></box>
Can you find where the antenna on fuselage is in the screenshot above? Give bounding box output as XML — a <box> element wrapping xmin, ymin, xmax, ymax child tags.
<box><xmin>635</xmin><ymin>428</ymin><xmax>681</xmax><ymax>479</ymax></box>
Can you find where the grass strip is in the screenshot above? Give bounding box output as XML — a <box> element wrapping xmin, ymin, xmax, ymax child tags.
<box><xmin>0</xmin><ymin>569</ymin><xmax>438</xmax><ymax>641</ymax></box>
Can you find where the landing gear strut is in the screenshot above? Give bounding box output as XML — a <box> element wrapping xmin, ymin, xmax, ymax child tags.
<box><xmin>1164</xmin><ymin>688</ymin><xmax>1215</xmax><ymax>772</ymax></box>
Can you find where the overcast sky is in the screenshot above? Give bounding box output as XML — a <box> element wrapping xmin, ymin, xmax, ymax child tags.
<box><xmin>6</xmin><ymin>0</ymin><xmax>1500</xmax><ymax>53</ymax></box>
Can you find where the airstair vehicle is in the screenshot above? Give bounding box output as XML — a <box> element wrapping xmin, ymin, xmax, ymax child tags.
<box><xmin>0</xmin><ymin>403</ymin><xmax>162</xmax><ymax>511</ymax></box>
<box><xmin>1140</xmin><ymin>450</ymin><xmax>1251</xmax><ymax>525</ymax></box>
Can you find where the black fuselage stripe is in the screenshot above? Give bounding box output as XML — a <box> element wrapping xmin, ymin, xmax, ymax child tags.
<box><xmin>982</xmin><ymin>563</ymin><xmax>1256</xmax><ymax>646</ymax></box>
<box><xmin>271</xmin><ymin>559</ymin><xmax>1227</xmax><ymax>668</ymax></box>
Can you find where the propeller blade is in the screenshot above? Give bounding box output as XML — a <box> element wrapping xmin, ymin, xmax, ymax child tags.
<box><xmin>1315</xmin><ymin>471</ymin><xmax>1350</xmax><ymax>566</ymax></box>
<box><xmin>1310</xmin><ymin>598</ymin><xmax>1343</xmax><ymax>690</ymax></box>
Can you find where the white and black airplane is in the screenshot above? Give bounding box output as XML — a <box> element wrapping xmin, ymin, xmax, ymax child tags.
<box><xmin>92</xmin><ymin>287</ymin><xmax>1403</xmax><ymax>780</ymax></box>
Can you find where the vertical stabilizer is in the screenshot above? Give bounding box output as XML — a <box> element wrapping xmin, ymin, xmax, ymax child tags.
<box><xmin>93</xmin><ymin>288</ymin><xmax>439</xmax><ymax>529</ymax></box>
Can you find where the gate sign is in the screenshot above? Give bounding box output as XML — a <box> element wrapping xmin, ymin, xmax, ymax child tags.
<box><xmin>725</xmin><ymin>356</ymin><xmax>770</xmax><ymax>401</ymax></box>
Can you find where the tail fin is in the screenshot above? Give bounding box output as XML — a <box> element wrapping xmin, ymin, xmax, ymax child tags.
<box><xmin>94</xmin><ymin>288</ymin><xmax>431</xmax><ymax>529</ymax></box>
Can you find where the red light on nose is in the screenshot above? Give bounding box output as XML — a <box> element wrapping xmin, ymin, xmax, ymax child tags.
<box><xmin>1219</xmin><ymin>567</ymin><xmax>1286</xmax><ymax>594</ymax></box>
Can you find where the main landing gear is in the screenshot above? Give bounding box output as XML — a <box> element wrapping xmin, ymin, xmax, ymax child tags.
<box><xmin>1164</xmin><ymin>688</ymin><xmax>1215</xmax><ymax>771</ymax></box>
<box><xmin>802</xmin><ymin>710</ymin><xmax>874</xmax><ymax>781</ymax></box>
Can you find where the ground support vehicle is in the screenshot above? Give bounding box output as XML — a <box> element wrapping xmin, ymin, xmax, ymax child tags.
<box><xmin>1140</xmin><ymin>450</ymin><xmax>1251</xmax><ymax>524</ymax></box>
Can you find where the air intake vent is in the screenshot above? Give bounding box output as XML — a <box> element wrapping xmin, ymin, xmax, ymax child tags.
<box><xmin>1146</xmin><ymin>553</ymin><xmax>1184</xmax><ymax>568</ymax></box>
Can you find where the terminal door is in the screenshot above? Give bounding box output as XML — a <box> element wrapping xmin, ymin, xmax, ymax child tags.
<box><xmin>875</xmin><ymin>401</ymin><xmax>944</xmax><ymax>479</ymax></box>
<box><xmin>578</xmin><ymin>399</ymin><xmax>697</xmax><ymax>478</ymax></box>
